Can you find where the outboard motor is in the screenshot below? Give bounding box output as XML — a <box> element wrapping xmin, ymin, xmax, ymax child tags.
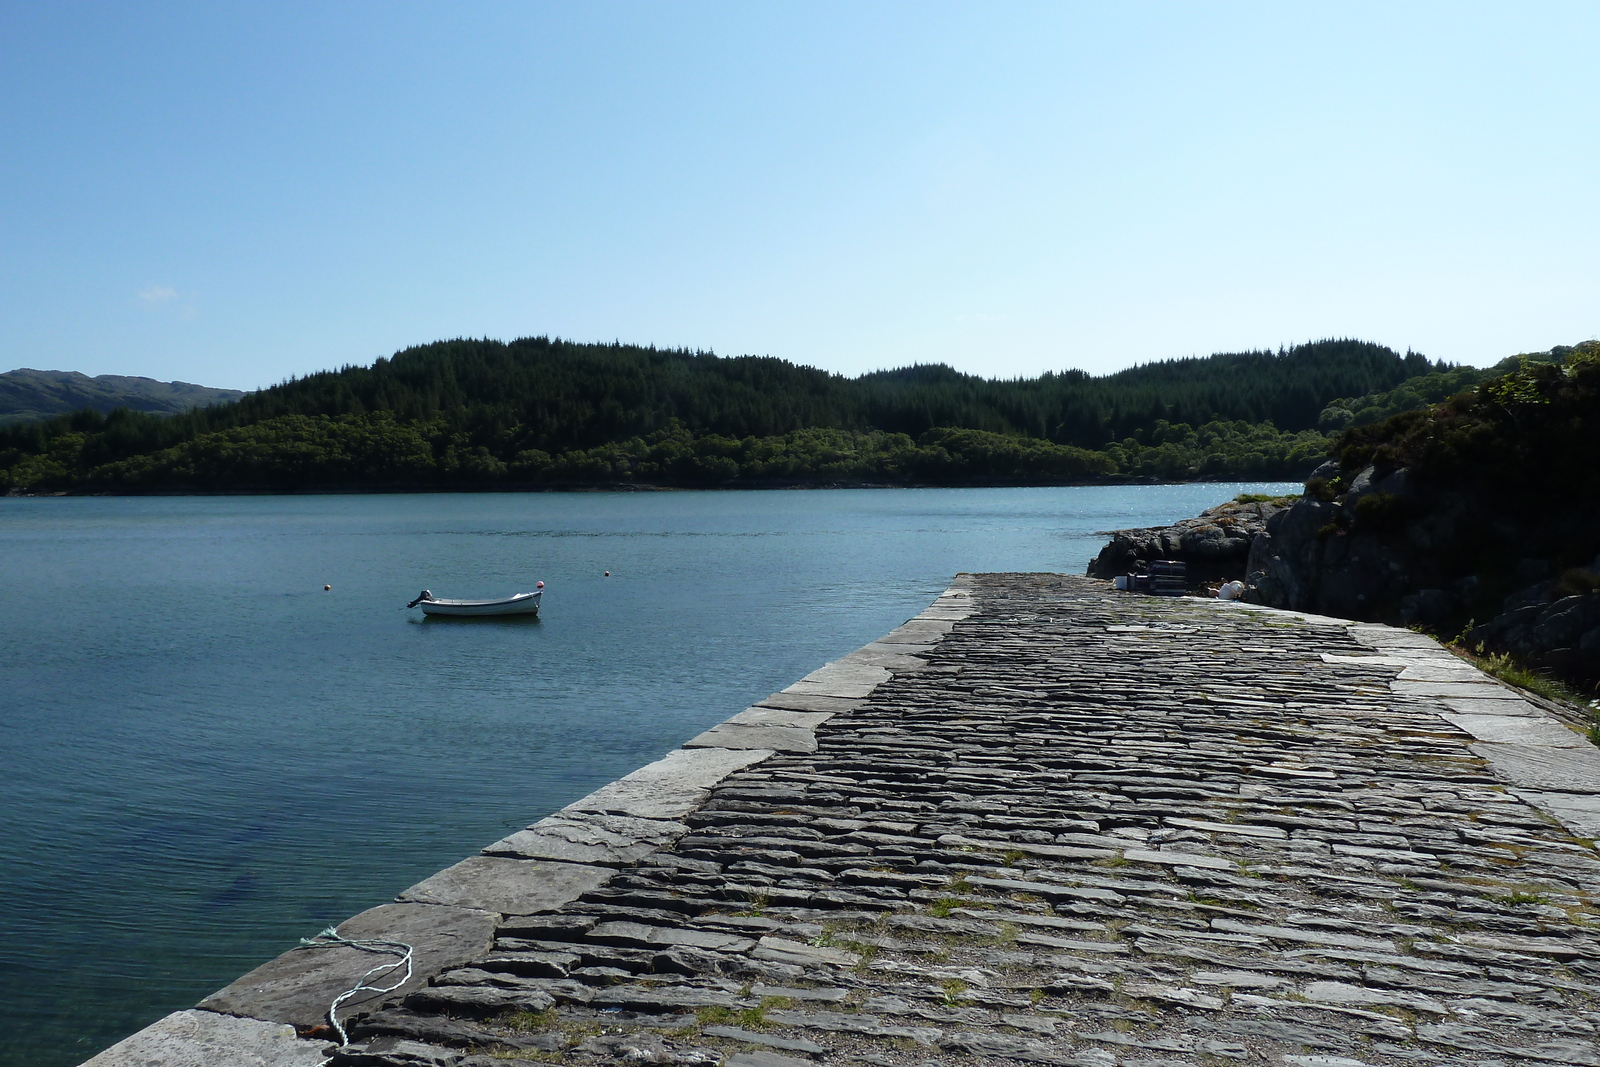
<box><xmin>406</xmin><ymin>590</ymin><xmax>433</xmax><ymax>609</ymax></box>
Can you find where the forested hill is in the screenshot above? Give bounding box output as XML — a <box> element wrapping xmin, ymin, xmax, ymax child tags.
<box><xmin>0</xmin><ymin>336</ymin><xmax>1447</xmax><ymax>492</ymax></box>
<box><xmin>152</xmin><ymin>336</ymin><xmax>1429</xmax><ymax>444</ymax></box>
<box><xmin>0</xmin><ymin>368</ymin><xmax>245</xmax><ymax>424</ymax></box>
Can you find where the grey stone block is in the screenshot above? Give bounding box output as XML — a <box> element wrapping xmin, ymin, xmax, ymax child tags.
<box><xmin>880</xmin><ymin>620</ymin><xmax>954</xmax><ymax>641</ymax></box>
<box><xmin>1122</xmin><ymin>847</ymin><xmax>1235</xmax><ymax>871</ymax></box>
<box><xmin>397</xmin><ymin>855</ymin><xmax>612</xmax><ymax>914</ymax></box>
<box><xmin>704</xmin><ymin>1025</ymin><xmax>826</xmax><ymax>1055</ymax></box>
<box><xmin>565</xmin><ymin>746</ymin><xmax>775</xmax><ymax>820</ymax></box>
<box><xmin>81</xmin><ymin>1009</ymin><xmax>328</xmax><ymax>1067</ymax></box>
<box><xmin>1442</xmin><ymin>713</ymin><xmax>1585</xmax><ymax>748</ymax></box>
<box><xmin>685</xmin><ymin>722</ymin><xmax>817</xmax><ymax>753</ymax></box>
<box><xmin>1442</xmin><ymin>695</ymin><xmax>1544</xmax><ymax>716</ymax></box>
<box><xmin>199</xmin><ymin>902</ymin><xmax>496</xmax><ymax>1029</ymax></box>
<box><xmin>1348</xmin><ymin>625</ymin><xmax>1442</xmax><ymax>648</ymax></box>
<box><xmin>1394</xmin><ymin>680</ymin><xmax>1522</xmax><ymax>700</ymax></box>
<box><xmin>1515</xmin><ymin>789</ymin><xmax>1600</xmax><ymax>837</ymax></box>
<box><xmin>755</xmin><ymin>692</ymin><xmax>862</xmax><ymax>714</ymax></box>
<box><xmin>724</xmin><ymin>1052</ymin><xmax>819</xmax><ymax>1067</ymax></box>
<box><xmin>858</xmin><ymin>638</ymin><xmax>937</xmax><ymax>656</ymax></box>
<box><xmin>752</xmin><ymin>935</ymin><xmax>862</xmax><ymax>968</ymax></box>
<box><xmin>724</xmin><ymin>707</ymin><xmax>835</xmax><ymax>729</ymax></box>
<box><xmin>833</xmin><ymin>647</ymin><xmax>928</xmax><ymax>670</ymax></box>
<box><xmin>783</xmin><ymin>660</ymin><xmax>891</xmax><ymax>698</ymax></box>
<box><xmin>484</xmin><ymin>811</ymin><xmax>688</xmax><ymax>865</ymax></box>
<box><xmin>1472</xmin><ymin>742</ymin><xmax>1600</xmax><ymax>792</ymax></box>
<box><xmin>1398</xmin><ymin>663</ymin><xmax>1488</xmax><ymax>681</ymax></box>
<box><xmin>1301</xmin><ymin>979</ymin><xmax>1447</xmax><ymax>1014</ymax></box>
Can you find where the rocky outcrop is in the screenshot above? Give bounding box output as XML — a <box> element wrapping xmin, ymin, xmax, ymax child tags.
<box><xmin>1239</xmin><ymin>347</ymin><xmax>1600</xmax><ymax>692</ymax></box>
<box><xmin>1243</xmin><ymin>459</ymin><xmax>1600</xmax><ymax>690</ymax></box>
<box><xmin>1085</xmin><ymin>498</ymin><xmax>1286</xmax><ymax>588</ymax></box>
<box><xmin>1466</xmin><ymin>576</ymin><xmax>1600</xmax><ymax>681</ymax></box>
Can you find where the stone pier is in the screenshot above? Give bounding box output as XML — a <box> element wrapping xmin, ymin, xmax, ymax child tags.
<box><xmin>85</xmin><ymin>575</ymin><xmax>1600</xmax><ymax>1067</ymax></box>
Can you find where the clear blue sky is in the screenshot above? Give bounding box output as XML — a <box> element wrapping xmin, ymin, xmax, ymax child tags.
<box><xmin>3</xmin><ymin>2</ymin><xmax>1597</xmax><ymax>389</ymax></box>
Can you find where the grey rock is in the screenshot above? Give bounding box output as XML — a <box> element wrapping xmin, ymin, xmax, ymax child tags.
<box><xmin>1515</xmin><ymin>789</ymin><xmax>1600</xmax><ymax>837</ymax></box>
<box><xmin>1301</xmin><ymin>979</ymin><xmax>1445</xmax><ymax>1014</ymax></box>
<box><xmin>400</xmin><ymin>982</ymin><xmax>555</xmax><ymax>1017</ymax></box>
<box><xmin>80</xmin><ymin>1009</ymin><xmax>328</xmax><ymax>1067</ymax></box>
<box><xmin>588</xmin><ymin>985</ymin><xmax>751</xmax><ymax>1012</ymax></box>
<box><xmin>939</xmin><ymin>1031</ymin><xmax>1077</xmax><ymax>1064</ymax></box>
<box><xmin>398</xmin><ymin>856</ymin><xmax>611</xmax><ymax>914</ymax></box>
<box><xmin>199</xmin><ymin>903</ymin><xmax>496</xmax><ymax>1029</ymax></box>
<box><xmin>566</xmin><ymin>746</ymin><xmax>776</xmax><ymax>820</ymax></box>
<box><xmin>1416</xmin><ymin>1020</ymin><xmax>1600</xmax><ymax>1063</ymax></box>
<box><xmin>750</xmin><ymin>935</ymin><xmax>862</xmax><ymax>968</ymax></box>
<box><xmin>703</xmin><ymin>1026</ymin><xmax>825</xmax><ymax>1055</ymax></box>
<box><xmin>754</xmin><ymin>692</ymin><xmax>864</xmax><ymax>714</ymax></box>
<box><xmin>783</xmin><ymin>660</ymin><xmax>891</xmax><ymax>698</ymax></box>
<box><xmin>1214</xmin><ymin>1018</ymin><xmax>1358</xmax><ymax>1050</ymax></box>
<box><xmin>329</xmin><ymin>1036</ymin><xmax>463</xmax><ymax>1066</ymax></box>
<box><xmin>585</xmin><ymin>920</ymin><xmax>753</xmax><ymax>952</ymax></box>
<box><xmin>685</xmin><ymin>723</ymin><xmax>818</xmax><ymax>753</ymax></box>
<box><xmin>749</xmin><ymin>983</ymin><xmax>849</xmax><ymax>1002</ymax></box>
<box><xmin>1087</xmin><ymin>500</ymin><xmax>1283</xmax><ymax>587</ymax></box>
<box><xmin>484</xmin><ymin>811</ymin><xmax>689</xmax><ymax>866</ymax></box>
<box><xmin>723</xmin><ymin>1053</ymin><xmax>818</xmax><ymax>1067</ymax></box>
<box><xmin>1471</xmin><ymin>742</ymin><xmax>1600</xmax><ymax>792</ymax></box>
<box><xmin>1444</xmin><ymin>713</ymin><xmax>1585</xmax><ymax>747</ymax></box>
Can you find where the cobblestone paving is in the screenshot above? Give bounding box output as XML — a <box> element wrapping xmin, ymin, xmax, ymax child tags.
<box><xmin>331</xmin><ymin>575</ymin><xmax>1600</xmax><ymax>1067</ymax></box>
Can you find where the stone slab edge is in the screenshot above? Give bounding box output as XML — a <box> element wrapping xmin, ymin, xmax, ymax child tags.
<box><xmin>1203</xmin><ymin>594</ymin><xmax>1600</xmax><ymax>840</ymax></box>
<box><xmin>79</xmin><ymin>577</ymin><xmax>978</xmax><ymax>1066</ymax></box>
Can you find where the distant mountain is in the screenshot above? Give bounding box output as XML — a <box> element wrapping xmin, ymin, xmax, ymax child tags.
<box><xmin>0</xmin><ymin>369</ymin><xmax>246</xmax><ymax>423</ymax></box>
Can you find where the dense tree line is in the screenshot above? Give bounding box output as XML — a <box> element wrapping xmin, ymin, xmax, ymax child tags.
<box><xmin>0</xmin><ymin>336</ymin><xmax>1448</xmax><ymax>492</ymax></box>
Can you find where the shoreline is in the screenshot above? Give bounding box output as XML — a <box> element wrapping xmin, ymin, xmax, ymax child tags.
<box><xmin>5</xmin><ymin>477</ymin><xmax>1303</xmax><ymax>499</ymax></box>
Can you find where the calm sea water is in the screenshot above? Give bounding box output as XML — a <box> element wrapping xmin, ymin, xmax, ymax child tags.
<box><xmin>0</xmin><ymin>483</ymin><xmax>1293</xmax><ymax>1065</ymax></box>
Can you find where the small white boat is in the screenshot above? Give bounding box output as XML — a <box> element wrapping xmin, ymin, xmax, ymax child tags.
<box><xmin>407</xmin><ymin>586</ymin><xmax>542</xmax><ymax>617</ymax></box>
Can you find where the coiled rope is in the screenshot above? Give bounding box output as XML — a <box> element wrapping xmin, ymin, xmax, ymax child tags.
<box><xmin>297</xmin><ymin>926</ymin><xmax>415</xmax><ymax>1045</ymax></box>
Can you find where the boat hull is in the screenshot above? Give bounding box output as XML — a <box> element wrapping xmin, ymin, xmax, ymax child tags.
<box><xmin>418</xmin><ymin>591</ymin><xmax>541</xmax><ymax>617</ymax></box>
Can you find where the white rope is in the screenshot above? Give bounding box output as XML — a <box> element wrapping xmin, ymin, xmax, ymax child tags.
<box><xmin>297</xmin><ymin>925</ymin><xmax>415</xmax><ymax>1046</ymax></box>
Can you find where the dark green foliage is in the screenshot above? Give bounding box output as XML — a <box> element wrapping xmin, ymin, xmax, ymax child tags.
<box><xmin>0</xmin><ymin>335</ymin><xmax>1442</xmax><ymax>492</ymax></box>
<box><xmin>1317</xmin><ymin>363</ymin><xmax>1492</xmax><ymax>432</ymax></box>
<box><xmin>1352</xmin><ymin>491</ymin><xmax>1407</xmax><ymax>532</ymax></box>
<box><xmin>1335</xmin><ymin>341</ymin><xmax>1600</xmax><ymax>602</ymax></box>
<box><xmin>1335</xmin><ymin>344</ymin><xmax>1600</xmax><ymax>486</ymax></box>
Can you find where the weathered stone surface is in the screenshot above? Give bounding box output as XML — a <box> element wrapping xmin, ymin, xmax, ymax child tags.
<box><xmin>484</xmin><ymin>811</ymin><xmax>688</xmax><ymax>865</ymax></box>
<box><xmin>1443</xmin><ymin>712</ymin><xmax>1585</xmax><ymax>747</ymax></box>
<box><xmin>836</xmin><ymin>648</ymin><xmax>929</xmax><ymax>670</ymax></box>
<box><xmin>1471</xmin><ymin>742</ymin><xmax>1600</xmax><ymax>792</ymax></box>
<box><xmin>684</xmin><ymin>722</ymin><xmax>818</xmax><ymax>753</ymax></box>
<box><xmin>398</xmin><ymin>856</ymin><xmax>611</xmax><ymax>914</ymax></box>
<box><xmin>1395</xmin><ymin>679</ymin><xmax>1523</xmax><ymax>700</ymax></box>
<box><xmin>565</xmin><ymin>746</ymin><xmax>776</xmax><ymax>820</ymax></box>
<box><xmin>1443</xmin><ymin>694</ymin><xmax>1547</xmax><ymax>716</ymax></box>
<box><xmin>702</xmin><ymin>1026</ymin><xmax>825</xmax><ymax>1055</ymax></box>
<box><xmin>782</xmin><ymin>659</ymin><xmax>890</xmax><ymax>698</ymax></box>
<box><xmin>723</xmin><ymin>707</ymin><xmax>835</xmax><ymax>730</ymax></box>
<box><xmin>199</xmin><ymin>903</ymin><xmax>496</xmax><ymax>1029</ymax></box>
<box><xmin>1515</xmin><ymin>789</ymin><xmax>1600</xmax><ymax>836</ymax></box>
<box><xmin>723</xmin><ymin>1052</ymin><xmax>817</xmax><ymax>1067</ymax></box>
<box><xmin>81</xmin><ymin>1010</ymin><xmax>328</xmax><ymax>1067</ymax></box>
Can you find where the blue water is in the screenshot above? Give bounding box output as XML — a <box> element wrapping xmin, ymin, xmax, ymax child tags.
<box><xmin>0</xmin><ymin>484</ymin><xmax>1293</xmax><ymax>1064</ymax></box>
